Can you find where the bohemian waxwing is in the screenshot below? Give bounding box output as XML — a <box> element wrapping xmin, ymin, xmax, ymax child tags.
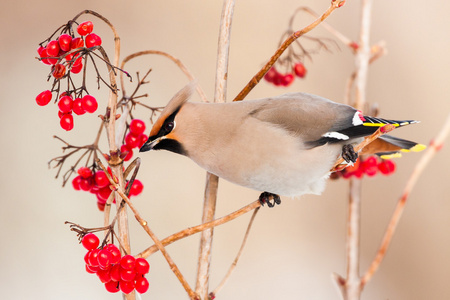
<box><xmin>140</xmin><ymin>83</ymin><xmax>424</xmax><ymax>206</ymax></box>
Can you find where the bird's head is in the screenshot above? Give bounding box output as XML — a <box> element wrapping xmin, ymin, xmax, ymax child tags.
<box><xmin>139</xmin><ymin>82</ymin><xmax>196</xmax><ymax>155</ymax></box>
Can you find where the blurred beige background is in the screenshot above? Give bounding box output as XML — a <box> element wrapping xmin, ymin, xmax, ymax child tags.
<box><xmin>1</xmin><ymin>0</ymin><xmax>449</xmax><ymax>299</ymax></box>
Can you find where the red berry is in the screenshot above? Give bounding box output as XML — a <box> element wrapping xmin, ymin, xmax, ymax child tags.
<box><xmin>85</xmin><ymin>33</ymin><xmax>102</xmax><ymax>48</ymax></box>
<box><xmin>293</xmin><ymin>62</ymin><xmax>307</xmax><ymax>78</ymax></box>
<box><xmin>281</xmin><ymin>73</ymin><xmax>294</xmax><ymax>86</ymax></box>
<box><xmin>79</xmin><ymin>177</ymin><xmax>93</xmax><ymax>191</ymax></box>
<box><xmin>72</xmin><ymin>175</ymin><xmax>82</xmax><ymax>190</ymax></box>
<box><xmin>129</xmin><ymin>179</ymin><xmax>144</xmax><ymax>196</ymax></box>
<box><xmin>110</xmin><ymin>263</ymin><xmax>121</xmax><ymax>282</ymax></box>
<box><xmin>97</xmin><ymin>268</ymin><xmax>111</xmax><ymax>283</ymax></box>
<box><xmin>71</xmin><ymin>61</ymin><xmax>83</xmax><ymax>74</ymax></box>
<box><xmin>129</xmin><ymin>119</ymin><xmax>146</xmax><ymax>136</ymax></box>
<box><xmin>97</xmin><ymin>186</ymin><xmax>112</xmax><ymax>202</ymax></box>
<box><xmin>120</xmin><ymin>268</ymin><xmax>136</xmax><ymax>282</ymax></box>
<box><xmin>77</xmin><ymin>21</ymin><xmax>94</xmax><ymax>36</ymax></box>
<box><xmin>88</xmin><ymin>248</ymin><xmax>101</xmax><ymax>267</ymax></box>
<box><xmin>264</xmin><ymin>67</ymin><xmax>278</xmax><ymax>83</ymax></box>
<box><xmin>119</xmin><ymin>280</ymin><xmax>135</xmax><ymax>294</ymax></box>
<box><xmin>97</xmin><ymin>201</ymin><xmax>105</xmax><ymax>212</ymax></box>
<box><xmin>105</xmin><ymin>244</ymin><xmax>121</xmax><ymax>264</ymax></box>
<box><xmin>94</xmin><ymin>170</ymin><xmax>109</xmax><ymax>188</ymax></box>
<box><xmin>135</xmin><ymin>258</ymin><xmax>150</xmax><ymax>274</ymax></box>
<box><xmin>85</xmin><ymin>264</ymin><xmax>98</xmax><ymax>274</ymax></box>
<box><xmin>378</xmin><ymin>160</ymin><xmax>396</xmax><ymax>175</ymax></box>
<box><xmin>361</xmin><ymin>156</ymin><xmax>378</xmax><ymax>176</ymax></box>
<box><xmin>121</xmin><ymin>144</ymin><xmax>133</xmax><ymax>161</ymax></box>
<box><xmin>71</xmin><ymin>37</ymin><xmax>84</xmax><ymax>49</ymax></box>
<box><xmin>52</xmin><ymin>64</ymin><xmax>66</xmax><ymax>79</ymax></box>
<box><xmin>120</xmin><ymin>255</ymin><xmax>136</xmax><ymax>270</ymax></box>
<box><xmin>72</xmin><ymin>98</ymin><xmax>86</xmax><ymax>115</ymax></box>
<box><xmin>97</xmin><ymin>249</ymin><xmax>112</xmax><ymax>269</ymax></box>
<box><xmin>90</xmin><ymin>185</ymin><xmax>99</xmax><ymax>195</ymax></box>
<box><xmin>82</xmin><ymin>95</ymin><xmax>98</xmax><ymax>113</ymax></box>
<box><xmin>73</xmin><ymin>56</ymin><xmax>83</xmax><ymax>67</ymax></box>
<box><xmin>57</xmin><ymin>110</ymin><xmax>70</xmax><ymax>119</ymax></box>
<box><xmin>135</xmin><ymin>276</ymin><xmax>149</xmax><ymax>294</ymax></box>
<box><xmin>78</xmin><ymin>167</ymin><xmax>93</xmax><ymax>178</ymax></box>
<box><xmin>82</xmin><ymin>233</ymin><xmax>100</xmax><ymax>250</ymax></box>
<box><xmin>58</xmin><ymin>34</ymin><xmax>72</xmax><ymax>52</ymax></box>
<box><xmin>46</xmin><ymin>40</ymin><xmax>60</xmax><ymax>57</ymax></box>
<box><xmin>105</xmin><ymin>281</ymin><xmax>120</xmax><ymax>293</ymax></box>
<box><xmin>125</xmin><ymin>133</ymin><xmax>140</xmax><ymax>149</ymax></box>
<box><xmin>60</xmin><ymin>113</ymin><xmax>74</xmax><ymax>131</ymax></box>
<box><xmin>138</xmin><ymin>134</ymin><xmax>149</xmax><ymax>148</ymax></box>
<box><xmin>36</xmin><ymin>90</ymin><xmax>52</xmax><ymax>106</ymax></box>
<box><xmin>58</xmin><ymin>95</ymin><xmax>73</xmax><ymax>113</ymax></box>
<box><xmin>37</xmin><ymin>46</ymin><xmax>51</xmax><ymax>65</ymax></box>
<box><xmin>272</xmin><ymin>72</ymin><xmax>283</xmax><ymax>86</ymax></box>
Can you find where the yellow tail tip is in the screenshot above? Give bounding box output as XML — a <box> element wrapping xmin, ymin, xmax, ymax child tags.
<box><xmin>380</xmin><ymin>153</ymin><xmax>403</xmax><ymax>159</ymax></box>
<box><xmin>410</xmin><ymin>144</ymin><xmax>427</xmax><ymax>152</ymax></box>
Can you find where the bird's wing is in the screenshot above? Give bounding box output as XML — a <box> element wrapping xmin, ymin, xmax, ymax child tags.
<box><xmin>248</xmin><ymin>92</ymin><xmax>418</xmax><ymax>149</ymax></box>
<box><xmin>248</xmin><ymin>93</ymin><xmax>359</xmax><ymax>148</ymax></box>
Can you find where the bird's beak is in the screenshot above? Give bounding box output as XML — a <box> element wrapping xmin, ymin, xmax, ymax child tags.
<box><xmin>139</xmin><ymin>136</ymin><xmax>166</xmax><ymax>152</ymax></box>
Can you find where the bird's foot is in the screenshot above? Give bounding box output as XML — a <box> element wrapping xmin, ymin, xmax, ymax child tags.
<box><xmin>342</xmin><ymin>144</ymin><xmax>358</xmax><ymax>164</ymax></box>
<box><xmin>258</xmin><ymin>192</ymin><xmax>281</xmax><ymax>208</ymax></box>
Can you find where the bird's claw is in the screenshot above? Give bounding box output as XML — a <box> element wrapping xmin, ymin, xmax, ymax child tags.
<box><xmin>259</xmin><ymin>192</ymin><xmax>281</xmax><ymax>208</ymax></box>
<box><xmin>342</xmin><ymin>144</ymin><xmax>358</xmax><ymax>164</ymax></box>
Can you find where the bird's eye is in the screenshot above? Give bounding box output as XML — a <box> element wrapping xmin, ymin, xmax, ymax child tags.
<box><xmin>164</xmin><ymin>121</ymin><xmax>174</xmax><ymax>132</ymax></box>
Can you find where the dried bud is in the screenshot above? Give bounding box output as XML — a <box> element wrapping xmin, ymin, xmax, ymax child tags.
<box><xmin>349</xmin><ymin>41</ymin><xmax>359</xmax><ymax>51</ymax></box>
<box><xmin>112</xmin><ymin>174</ymin><xmax>119</xmax><ymax>184</ymax></box>
<box><xmin>115</xmin><ymin>114</ymin><xmax>121</xmax><ymax>120</ymax></box>
<box><xmin>380</xmin><ymin>124</ymin><xmax>395</xmax><ymax>133</ymax></box>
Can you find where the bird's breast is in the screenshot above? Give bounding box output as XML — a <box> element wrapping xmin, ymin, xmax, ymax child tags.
<box><xmin>186</xmin><ymin>115</ymin><xmax>342</xmax><ymax>197</ymax></box>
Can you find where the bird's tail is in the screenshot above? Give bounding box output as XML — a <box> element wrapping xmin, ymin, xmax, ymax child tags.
<box><xmin>361</xmin><ymin>134</ymin><xmax>426</xmax><ymax>158</ymax></box>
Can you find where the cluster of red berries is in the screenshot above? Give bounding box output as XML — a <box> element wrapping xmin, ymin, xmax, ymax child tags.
<box><xmin>121</xmin><ymin>119</ymin><xmax>148</xmax><ymax>162</ymax></box>
<box><xmin>37</xmin><ymin>21</ymin><xmax>101</xmax><ymax>78</ymax></box>
<box><xmin>264</xmin><ymin>62</ymin><xmax>307</xmax><ymax>87</ymax></box>
<box><xmin>36</xmin><ymin>91</ymin><xmax>99</xmax><ymax>131</ymax></box>
<box><xmin>333</xmin><ymin>156</ymin><xmax>396</xmax><ymax>179</ymax></box>
<box><xmin>72</xmin><ymin>167</ymin><xmax>144</xmax><ymax>211</ymax></box>
<box><xmin>35</xmin><ymin>21</ymin><xmax>102</xmax><ymax>131</ymax></box>
<box><xmin>82</xmin><ymin>233</ymin><xmax>150</xmax><ymax>294</ymax></box>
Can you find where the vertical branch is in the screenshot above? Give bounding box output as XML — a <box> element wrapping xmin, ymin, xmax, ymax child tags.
<box><xmin>196</xmin><ymin>173</ymin><xmax>220</xmax><ymax>299</ymax></box>
<box><xmin>336</xmin><ymin>1</ymin><xmax>373</xmax><ymax>300</ymax></box>
<box><xmin>344</xmin><ymin>180</ymin><xmax>363</xmax><ymax>299</ymax></box>
<box><xmin>354</xmin><ymin>0</ymin><xmax>372</xmax><ymax>109</ymax></box>
<box><xmin>195</xmin><ymin>0</ymin><xmax>235</xmax><ymax>299</ymax></box>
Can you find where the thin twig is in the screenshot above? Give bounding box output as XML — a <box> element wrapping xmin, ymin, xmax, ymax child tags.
<box><xmin>233</xmin><ymin>0</ymin><xmax>346</xmax><ymax>102</ymax></box>
<box><xmin>119</xmin><ymin>50</ymin><xmax>208</xmax><ymax>102</ymax></box>
<box><xmin>211</xmin><ymin>207</ymin><xmax>261</xmax><ymax>297</ymax></box>
<box><xmin>136</xmin><ymin>200</ymin><xmax>261</xmax><ymax>258</ymax></box>
<box><xmin>291</xmin><ymin>7</ymin><xmax>353</xmax><ymax>46</ymax></box>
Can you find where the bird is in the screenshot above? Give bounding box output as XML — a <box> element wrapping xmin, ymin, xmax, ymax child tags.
<box><xmin>139</xmin><ymin>83</ymin><xmax>424</xmax><ymax>206</ymax></box>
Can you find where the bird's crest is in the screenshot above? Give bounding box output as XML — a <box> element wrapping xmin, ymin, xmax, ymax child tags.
<box><xmin>150</xmin><ymin>81</ymin><xmax>196</xmax><ymax>137</ymax></box>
